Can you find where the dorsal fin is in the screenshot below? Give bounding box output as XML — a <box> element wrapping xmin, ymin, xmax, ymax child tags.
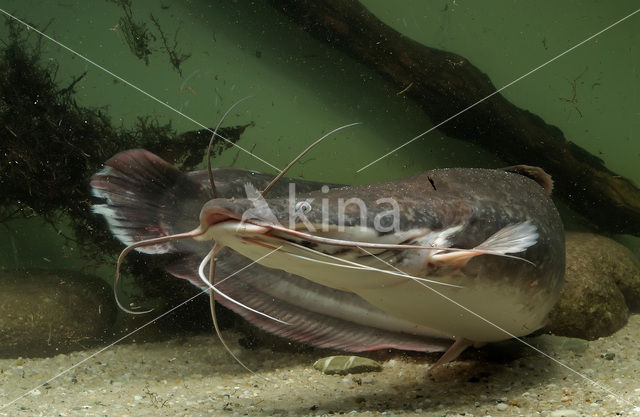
<box><xmin>503</xmin><ymin>165</ymin><xmax>553</xmax><ymax>195</ymax></box>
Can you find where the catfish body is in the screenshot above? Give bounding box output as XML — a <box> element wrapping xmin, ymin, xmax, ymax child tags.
<box><xmin>92</xmin><ymin>149</ymin><xmax>565</xmax><ymax>358</ymax></box>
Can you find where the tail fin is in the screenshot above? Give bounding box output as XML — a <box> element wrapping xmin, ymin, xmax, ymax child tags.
<box><xmin>91</xmin><ymin>149</ymin><xmax>206</xmax><ymax>254</ymax></box>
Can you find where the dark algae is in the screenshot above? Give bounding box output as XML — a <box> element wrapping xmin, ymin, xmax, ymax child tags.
<box><xmin>0</xmin><ymin>21</ymin><xmax>249</xmax><ymax>329</ymax></box>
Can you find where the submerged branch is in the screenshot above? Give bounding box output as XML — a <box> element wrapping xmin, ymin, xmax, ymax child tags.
<box><xmin>267</xmin><ymin>0</ymin><xmax>640</xmax><ymax>236</ymax></box>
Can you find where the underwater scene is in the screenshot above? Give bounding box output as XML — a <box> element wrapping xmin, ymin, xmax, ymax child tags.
<box><xmin>0</xmin><ymin>0</ymin><xmax>639</xmax><ymax>416</ymax></box>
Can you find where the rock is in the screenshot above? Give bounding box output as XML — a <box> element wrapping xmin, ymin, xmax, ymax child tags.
<box><xmin>543</xmin><ymin>232</ymin><xmax>639</xmax><ymax>340</ymax></box>
<box><xmin>599</xmin><ymin>239</ymin><xmax>640</xmax><ymax>312</ymax></box>
<box><xmin>313</xmin><ymin>355</ymin><xmax>382</xmax><ymax>375</ymax></box>
<box><xmin>567</xmin><ymin>233</ymin><xmax>640</xmax><ymax>311</ymax></box>
<box><xmin>0</xmin><ymin>269</ymin><xmax>117</xmax><ymax>357</ymax></box>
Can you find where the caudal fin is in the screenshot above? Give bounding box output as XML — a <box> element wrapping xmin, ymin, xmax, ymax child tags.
<box><xmin>91</xmin><ymin>149</ymin><xmax>206</xmax><ymax>254</ymax></box>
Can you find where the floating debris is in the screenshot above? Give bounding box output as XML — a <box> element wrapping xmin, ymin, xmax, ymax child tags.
<box><xmin>109</xmin><ymin>0</ymin><xmax>154</xmax><ymax>65</ymax></box>
<box><xmin>150</xmin><ymin>14</ymin><xmax>191</xmax><ymax>76</ymax></box>
<box><xmin>108</xmin><ymin>0</ymin><xmax>191</xmax><ymax>76</ymax></box>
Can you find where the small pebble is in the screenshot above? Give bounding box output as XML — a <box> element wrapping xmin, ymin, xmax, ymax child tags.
<box><xmin>600</xmin><ymin>352</ymin><xmax>615</xmax><ymax>360</ymax></box>
<box><xmin>496</xmin><ymin>402</ymin><xmax>508</xmax><ymax>411</ymax></box>
<box><xmin>313</xmin><ymin>355</ymin><xmax>382</xmax><ymax>375</ymax></box>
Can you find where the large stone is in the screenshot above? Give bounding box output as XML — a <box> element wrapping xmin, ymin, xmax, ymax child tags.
<box><xmin>0</xmin><ymin>269</ymin><xmax>117</xmax><ymax>357</ymax></box>
<box><xmin>544</xmin><ymin>232</ymin><xmax>640</xmax><ymax>340</ymax></box>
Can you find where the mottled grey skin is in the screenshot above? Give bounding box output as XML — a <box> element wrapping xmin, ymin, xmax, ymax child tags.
<box><xmin>204</xmin><ymin>168</ymin><xmax>564</xmax><ymax>291</ymax></box>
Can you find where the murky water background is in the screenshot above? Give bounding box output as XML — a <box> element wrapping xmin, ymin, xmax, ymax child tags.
<box><xmin>0</xmin><ymin>1</ymin><xmax>638</xmax><ymax>415</ymax></box>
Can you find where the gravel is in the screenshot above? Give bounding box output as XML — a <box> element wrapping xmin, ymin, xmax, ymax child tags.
<box><xmin>1</xmin><ymin>315</ymin><xmax>640</xmax><ymax>416</ymax></box>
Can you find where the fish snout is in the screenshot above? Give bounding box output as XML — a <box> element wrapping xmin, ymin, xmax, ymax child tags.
<box><xmin>199</xmin><ymin>199</ymin><xmax>247</xmax><ymax>227</ymax></box>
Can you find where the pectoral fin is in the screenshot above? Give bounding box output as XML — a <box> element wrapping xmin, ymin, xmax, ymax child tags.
<box><xmin>429</xmin><ymin>250</ymin><xmax>483</xmax><ymax>269</ymax></box>
<box><xmin>430</xmin><ymin>221</ymin><xmax>539</xmax><ymax>268</ymax></box>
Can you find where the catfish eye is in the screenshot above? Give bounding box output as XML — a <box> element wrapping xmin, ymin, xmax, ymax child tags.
<box><xmin>295</xmin><ymin>201</ymin><xmax>312</xmax><ymax>214</ymax></box>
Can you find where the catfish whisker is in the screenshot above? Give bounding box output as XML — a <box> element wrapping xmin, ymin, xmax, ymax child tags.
<box><xmin>115</xmin><ymin>227</ymin><xmax>205</xmax><ymax>314</ymax></box>
<box><xmin>199</xmin><ymin>243</ymin><xmax>286</xmax><ymax>378</ymax></box>
<box><xmin>204</xmin><ymin>97</ymin><xmax>260</xmax><ymax>374</ymax></box>
<box><xmin>263</xmin><ymin>238</ymin><xmax>463</xmax><ymax>289</ymax></box>
<box><xmin>204</xmin><ymin>243</ymin><xmax>257</xmax><ymax>376</ymax></box>
<box><xmin>264</xmin><ymin>223</ymin><xmax>536</xmax><ymax>266</ymax></box>
<box><xmin>197</xmin><ymin>246</ymin><xmax>289</xmax><ymax>325</ymax></box>
<box><xmin>259</xmin><ymin>122</ymin><xmax>361</xmax><ymax>197</ymax></box>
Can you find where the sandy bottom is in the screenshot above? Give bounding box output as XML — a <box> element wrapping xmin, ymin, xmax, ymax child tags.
<box><xmin>1</xmin><ymin>315</ymin><xmax>640</xmax><ymax>417</ymax></box>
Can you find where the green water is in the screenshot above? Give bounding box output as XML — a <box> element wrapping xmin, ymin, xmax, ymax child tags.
<box><xmin>367</xmin><ymin>1</ymin><xmax>639</xmax><ymax>182</ymax></box>
<box><xmin>2</xmin><ymin>0</ymin><xmax>637</xmax><ymax>181</ymax></box>
<box><xmin>0</xmin><ymin>0</ymin><xmax>638</xmax><ymax>286</ymax></box>
<box><xmin>1</xmin><ymin>0</ymin><xmax>638</xmax><ymax>267</ymax></box>
<box><xmin>0</xmin><ymin>1</ymin><xmax>639</xmax><ymax>413</ymax></box>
